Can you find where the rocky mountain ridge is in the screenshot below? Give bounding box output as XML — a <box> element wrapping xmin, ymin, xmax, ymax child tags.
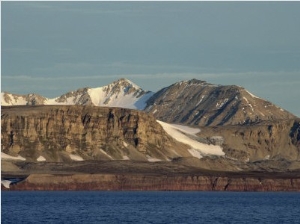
<box><xmin>1</xmin><ymin>78</ymin><xmax>153</xmax><ymax>110</ymax></box>
<box><xmin>2</xmin><ymin>78</ymin><xmax>296</xmax><ymax>127</ymax></box>
<box><xmin>145</xmin><ymin>79</ymin><xmax>296</xmax><ymax>126</ymax></box>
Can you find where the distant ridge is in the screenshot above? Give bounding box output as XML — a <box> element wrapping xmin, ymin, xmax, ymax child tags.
<box><xmin>1</xmin><ymin>78</ymin><xmax>154</xmax><ymax>110</ymax></box>
<box><xmin>1</xmin><ymin>78</ymin><xmax>296</xmax><ymax>126</ymax></box>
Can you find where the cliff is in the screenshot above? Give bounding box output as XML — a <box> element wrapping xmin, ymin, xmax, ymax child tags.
<box><xmin>1</xmin><ymin>105</ymin><xmax>190</xmax><ymax>162</ymax></box>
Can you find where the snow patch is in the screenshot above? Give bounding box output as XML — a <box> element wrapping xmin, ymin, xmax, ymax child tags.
<box><xmin>1</xmin><ymin>180</ymin><xmax>12</xmax><ymax>189</ymax></box>
<box><xmin>246</xmin><ymin>90</ymin><xmax>260</xmax><ymax>99</ymax></box>
<box><xmin>188</xmin><ymin>149</ymin><xmax>203</xmax><ymax>159</ymax></box>
<box><xmin>87</xmin><ymin>87</ymin><xmax>153</xmax><ymax>110</ymax></box>
<box><xmin>1</xmin><ymin>93</ymin><xmax>27</xmax><ymax>105</ymax></box>
<box><xmin>1</xmin><ymin>152</ymin><xmax>26</xmax><ymax>161</ymax></box>
<box><xmin>243</xmin><ymin>97</ymin><xmax>254</xmax><ymax>112</ymax></box>
<box><xmin>146</xmin><ymin>156</ymin><xmax>162</xmax><ymax>162</ymax></box>
<box><xmin>196</xmin><ymin>95</ymin><xmax>206</xmax><ymax>106</ymax></box>
<box><xmin>122</xmin><ymin>155</ymin><xmax>130</xmax><ymax>160</ymax></box>
<box><xmin>37</xmin><ymin>156</ymin><xmax>46</xmax><ymax>161</ymax></box>
<box><xmin>69</xmin><ymin>154</ymin><xmax>84</xmax><ymax>161</ymax></box>
<box><xmin>157</xmin><ymin>120</ymin><xmax>224</xmax><ymax>157</ymax></box>
<box><xmin>99</xmin><ymin>149</ymin><xmax>113</xmax><ymax>159</ymax></box>
<box><xmin>216</xmin><ymin>98</ymin><xmax>228</xmax><ymax>109</ymax></box>
<box><xmin>123</xmin><ymin>141</ymin><xmax>128</xmax><ymax>147</ymax></box>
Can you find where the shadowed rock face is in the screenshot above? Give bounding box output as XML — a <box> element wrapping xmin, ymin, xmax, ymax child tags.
<box><xmin>1</xmin><ymin>105</ymin><xmax>190</xmax><ymax>162</ymax></box>
<box><xmin>145</xmin><ymin>79</ymin><xmax>296</xmax><ymax>126</ymax></box>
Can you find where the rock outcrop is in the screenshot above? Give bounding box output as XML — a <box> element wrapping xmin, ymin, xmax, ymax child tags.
<box><xmin>1</xmin><ymin>105</ymin><xmax>190</xmax><ymax>162</ymax></box>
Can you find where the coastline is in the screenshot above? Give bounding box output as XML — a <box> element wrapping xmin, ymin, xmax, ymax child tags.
<box><xmin>2</xmin><ymin>172</ymin><xmax>300</xmax><ymax>191</ymax></box>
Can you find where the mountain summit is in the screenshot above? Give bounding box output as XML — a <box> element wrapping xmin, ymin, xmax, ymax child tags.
<box><xmin>144</xmin><ymin>79</ymin><xmax>295</xmax><ymax>126</ymax></box>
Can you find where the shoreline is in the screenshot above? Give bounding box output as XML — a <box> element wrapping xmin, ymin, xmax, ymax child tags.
<box><xmin>2</xmin><ymin>172</ymin><xmax>300</xmax><ymax>192</ymax></box>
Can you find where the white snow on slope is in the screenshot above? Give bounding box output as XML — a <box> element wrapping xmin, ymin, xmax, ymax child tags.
<box><xmin>1</xmin><ymin>180</ymin><xmax>12</xmax><ymax>189</ymax></box>
<box><xmin>1</xmin><ymin>152</ymin><xmax>26</xmax><ymax>161</ymax></box>
<box><xmin>122</xmin><ymin>155</ymin><xmax>130</xmax><ymax>160</ymax></box>
<box><xmin>69</xmin><ymin>154</ymin><xmax>84</xmax><ymax>161</ymax></box>
<box><xmin>146</xmin><ymin>155</ymin><xmax>162</xmax><ymax>162</ymax></box>
<box><xmin>1</xmin><ymin>93</ymin><xmax>27</xmax><ymax>106</ymax></box>
<box><xmin>2</xmin><ymin>79</ymin><xmax>153</xmax><ymax>110</ymax></box>
<box><xmin>46</xmin><ymin>96</ymin><xmax>76</xmax><ymax>105</ymax></box>
<box><xmin>246</xmin><ymin>90</ymin><xmax>261</xmax><ymax>99</ymax></box>
<box><xmin>37</xmin><ymin>156</ymin><xmax>46</xmax><ymax>161</ymax></box>
<box><xmin>157</xmin><ymin>120</ymin><xmax>224</xmax><ymax>158</ymax></box>
<box><xmin>87</xmin><ymin>87</ymin><xmax>153</xmax><ymax>110</ymax></box>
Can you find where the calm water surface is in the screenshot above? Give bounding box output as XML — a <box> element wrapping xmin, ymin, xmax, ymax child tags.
<box><xmin>2</xmin><ymin>191</ymin><xmax>300</xmax><ymax>224</ymax></box>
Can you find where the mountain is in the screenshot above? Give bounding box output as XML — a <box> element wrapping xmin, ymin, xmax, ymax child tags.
<box><xmin>1</xmin><ymin>78</ymin><xmax>154</xmax><ymax>110</ymax></box>
<box><xmin>2</xmin><ymin>79</ymin><xmax>300</xmax><ymax>191</ymax></box>
<box><xmin>2</xmin><ymin>78</ymin><xmax>296</xmax><ymax>127</ymax></box>
<box><xmin>144</xmin><ymin>79</ymin><xmax>296</xmax><ymax>126</ymax></box>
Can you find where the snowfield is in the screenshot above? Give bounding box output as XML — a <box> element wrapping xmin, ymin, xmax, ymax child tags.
<box><xmin>69</xmin><ymin>154</ymin><xmax>84</xmax><ymax>161</ymax></box>
<box><xmin>157</xmin><ymin>120</ymin><xmax>224</xmax><ymax>158</ymax></box>
<box><xmin>1</xmin><ymin>180</ymin><xmax>12</xmax><ymax>189</ymax></box>
<box><xmin>1</xmin><ymin>152</ymin><xmax>26</xmax><ymax>161</ymax></box>
<box><xmin>37</xmin><ymin>156</ymin><xmax>46</xmax><ymax>161</ymax></box>
<box><xmin>87</xmin><ymin>87</ymin><xmax>153</xmax><ymax>110</ymax></box>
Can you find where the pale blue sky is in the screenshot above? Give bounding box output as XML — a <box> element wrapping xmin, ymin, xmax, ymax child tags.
<box><xmin>1</xmin><ymin>2</ymin><xmax>300</xmax><ymax>116</ymax></box>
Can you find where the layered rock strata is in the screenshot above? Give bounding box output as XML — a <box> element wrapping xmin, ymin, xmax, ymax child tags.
<box><xmin>1</xmin><ymin>105</ymin><xmax>189</xmax><ymax>162</ymax></box>
<box><xmin>3</xmin><ymin>173</ymin><xmax>300</xmax><ymax>191</ymax></box>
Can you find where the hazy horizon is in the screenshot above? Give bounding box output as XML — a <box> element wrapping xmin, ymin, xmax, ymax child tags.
<box><xmin>2</xmin><ymin>2</ymin><xmax>300</xmax><ymax>116</ymax></box>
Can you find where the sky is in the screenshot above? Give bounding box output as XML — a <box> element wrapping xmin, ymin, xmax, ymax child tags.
<box><xmin>1</xmin><ymin>2</ymin><xmax>300</xmax><ymax>116</ymax></box>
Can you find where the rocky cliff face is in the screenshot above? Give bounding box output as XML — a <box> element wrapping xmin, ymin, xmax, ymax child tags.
<box><xmin>1</xmin><ymin>105</ymin><xmax>190</xmax><ymax>162</ymax></box>
<box><xmin>145</xmin><ymin>79</ymin><xmax>296</xmax><ymax>126</ymax></box>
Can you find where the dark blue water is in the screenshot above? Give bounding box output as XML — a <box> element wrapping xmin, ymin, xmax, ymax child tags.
<box><xmin>1</xmin><ymin>191</ymin><xmax>300</xmax><ymax>224</ymax></box>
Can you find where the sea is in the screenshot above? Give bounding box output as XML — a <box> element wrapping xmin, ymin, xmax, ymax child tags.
<box><xmin>1</xmin><ymin>191</ymin><xmax>300</xmax><ymax>224</ymax></box>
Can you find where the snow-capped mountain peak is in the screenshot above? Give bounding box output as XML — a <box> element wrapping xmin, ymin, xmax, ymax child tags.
<box><xmin>1</xmin><ymin>78</ymin><xmax>153</xmax><ymax>110</ymax></box>
<box><xmin>86</xmin><ymin>79</ymin><xmax>153</xmax><ymax>109</ymax></box>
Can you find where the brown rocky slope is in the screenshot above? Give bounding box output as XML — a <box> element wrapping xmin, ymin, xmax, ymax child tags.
<box><xmin>145</xmin><ymin>79</ymin><xmax>295</xmax><ymax>126</ymax></box>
